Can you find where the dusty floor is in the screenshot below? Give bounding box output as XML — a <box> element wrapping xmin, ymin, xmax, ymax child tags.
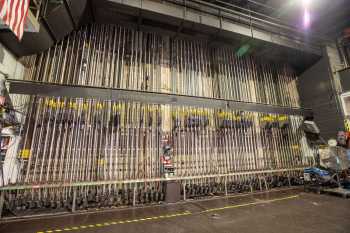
<box><xmin>1</xmin><ymin>188</ymin><xmax>349</xmax><ymax>233</ymax></box>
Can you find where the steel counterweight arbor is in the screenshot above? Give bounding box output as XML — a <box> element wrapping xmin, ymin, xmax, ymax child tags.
<box><xmin>0</xmin><ymin>23</ymin><xmax>315</xmax><ymax>218</ymax></box>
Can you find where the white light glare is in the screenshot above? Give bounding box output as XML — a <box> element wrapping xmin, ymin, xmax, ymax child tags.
<box><xmin>303</xmin><ymin>9</ymin><xmax>311</xmax><ymax>28</ymax></box>
<box><xmin>303</xmin><ymin>0</ymin><xmax>311</xmax><ymax>7</ymax></box>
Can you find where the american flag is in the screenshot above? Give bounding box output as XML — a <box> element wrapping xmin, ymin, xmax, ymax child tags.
<box><xmin>0</xmin><ymin>0</ymin><xmax>30</xmax><ymax>40</ymax></box>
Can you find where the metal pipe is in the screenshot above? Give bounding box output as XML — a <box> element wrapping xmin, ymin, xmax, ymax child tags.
<box><xmin>2</xmin><ymin>23</ymin><xmax>311</xmax><ymax>215</ymax></box>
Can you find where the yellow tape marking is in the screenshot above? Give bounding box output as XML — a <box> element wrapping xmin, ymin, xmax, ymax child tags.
<box><xmin>201</xmin><ymin>195</ymin><xmax>299</xmax><ymax>213</ymax></box>
<box><xmin>35</xmin><ymin>195</ymin><xmax>297</xmax><ymax>233</ymax></box>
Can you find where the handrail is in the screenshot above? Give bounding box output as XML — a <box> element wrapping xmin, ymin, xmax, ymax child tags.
<box><xmin>165</xmin><ymin>0</ymin><xmax>330</xmax><ymax>45</ymax></box>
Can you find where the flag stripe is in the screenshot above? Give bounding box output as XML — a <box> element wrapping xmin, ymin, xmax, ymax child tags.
<box><xmin>0</xmin><ymin>0</ymin><xmax>7</xmax><ymax>19</ymax></box>
<box><xmin>13</xmin><ymin>0</ymin><xmax>23</xmax><ymax>36</ymax></box>
<box><xmin>18</xmin><ymin>0</ymin><xmax>29</xmax><ymax>40</ymax></box>
<box><xmin>3</xmin><ymin>0</ymin><xmax>9</xmax><ymax>24</ymax></box>
<box><xmin>8</xmin><ymin>0</ymin><xmax>15</xmax><ymax>26</ymax></box>
<box><xmin>0</xmin><ymin>0</ymin><xmax>30</xmax><ymax>40</ymax></box>
<box><xmin>10</xmin><ymin>0</ymin><xmax>20</xmax><ymax>34</ymax></box>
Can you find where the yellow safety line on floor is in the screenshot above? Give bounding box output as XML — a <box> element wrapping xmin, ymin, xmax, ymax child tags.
<box><xmin>35</xmin><ymin>195</ymin><xmax>299</xmax><ymax>233</ymax></box>
<box><xmin>35</xmin><ymin>211</ymin><xmax>192</xmax><ymax>233</ymax></box>
<box><xmin>200</xmin><ymin>195</ymin><xmax>299</xmax><ymax>213</ymax></box>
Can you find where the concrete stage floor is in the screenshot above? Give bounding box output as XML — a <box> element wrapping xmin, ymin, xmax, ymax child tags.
<box><xmin>1</xmin><ymin>188</ymin><xmax>349</xmax><ymax>233</ymax></box>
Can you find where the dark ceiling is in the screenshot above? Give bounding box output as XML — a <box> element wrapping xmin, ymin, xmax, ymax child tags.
<box><xmin>210</xmin><ymin>0</ymin><xmax>350</xmax><ymax>39</ymax></box>
<box><xmin>1</xmin><ymin>0</ymin><xmax>341</xmax><ymax>74</ymax></box>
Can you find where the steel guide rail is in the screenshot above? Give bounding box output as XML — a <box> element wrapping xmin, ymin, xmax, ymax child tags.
<box><xmin>10</xmin><ymin>97</ymin><xmax>311</xmax><ymax>181</ymax></box>
<box><xmin>0</xmin><ymin>97</ymin><xmax>315</xmax><ymax>210</ymax></box>
<box><xmin>7</xmin><ymin>79</ymin><xmax>312</xmax><ymax>117</ymax></box>
<box><xmin>0</xmin><ymin>168</ymin><xmax>305</xmax><ymax>191</ymax></box>
<box><xmin>0</xmin><ymin>23</ymin><xmax>317</xmax><ymax>217</ymax></box>
<box><xmin>21</xmin><ymin>24</ymin><xmax>304</xmax><ymax>108</ymax></box>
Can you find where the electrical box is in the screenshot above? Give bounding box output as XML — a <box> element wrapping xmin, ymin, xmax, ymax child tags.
<box><xmin>340</xmin><ymin>92</ymin><xmax>350</xmax><ymax>116</ymax></box>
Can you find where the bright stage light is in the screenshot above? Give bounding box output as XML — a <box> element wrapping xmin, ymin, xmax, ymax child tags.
<box><xmin>303</xmin><ymin>9</ymin><xmax>311</xmax><ymax>28</ymax></box>
<box><xmin>302</xmin><ymin>0</ymin><xmax>311</xmax><ymax>29</ymax></box>
<box><xmin>303</xmin><ymin>0</ymin><xmax>311</xmax><ymax>7</ymax></box>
